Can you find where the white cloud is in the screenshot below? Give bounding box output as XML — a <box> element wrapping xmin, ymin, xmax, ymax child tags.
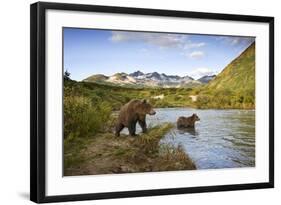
<box><xmin>110</xmin><ymin>31</ymin><xmax>210</xmax><ymax>60</ymax></box>
<box><xmin>217</xmin><ymin>36</ymin><xmax>255</xmax><ymax>46</ymax></box>
<box><xmin>184</xmin><ymin>42</ymin><xmax>206</xmax><ymax>49</ymax></box>
<box><xmin>110</xmin><ymin>31</ymin><xmax>187</xmax><ymax>48</ymax></box>
<box><xmin>189</xmin><ymin>51</ymin><xmax>205</xmax><ymax>59</ymax></box>
<box><xmin>110</xmin><ymin>31</ymin><xmax>208</xmax><ymax>52</ymax></box>
<box><xmin>189</xmin><ymin>68</ymin><xmax>217</xmax><ymax>79</ymax></box>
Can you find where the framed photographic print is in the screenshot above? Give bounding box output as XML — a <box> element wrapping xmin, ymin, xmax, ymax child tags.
<box><xmin>30</xmin><ymin>2</ymin><xmax>274</xmax><ymax>203</ymax></box>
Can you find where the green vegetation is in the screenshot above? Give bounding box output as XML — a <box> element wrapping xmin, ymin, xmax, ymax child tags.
<box><xmin>83</xmin><ymin>74</ymin><xmax>108</xmax><ymax>82</ymax></box>
<box><xmin>64</xmin><ymin>84</ymin><xmax>112</xmax><ymax>139</ymax></box>
<box><xmin>64</xmin><ymin>123</ymin><xmax>196</xmax><ymax>176</ymax></box>
<box><xmin>64</xmin><ymin>79</ymin><xmax>194</xmax><ymax>111</ymax></box>
<box><xmin>194</xmin><ymin>43</ymin><xmax>255</xmax><ymax>109</ymax></box>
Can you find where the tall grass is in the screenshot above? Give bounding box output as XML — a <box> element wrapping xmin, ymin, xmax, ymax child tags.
<box><xmin>64</xmin><ymin>95</ymin><xmax>112</xmax><ymax>140</ymax></box>
<box><xmin>195</xmin><ymin>90</ymin><xmax>255</xmax><ymax>109</ymax></box>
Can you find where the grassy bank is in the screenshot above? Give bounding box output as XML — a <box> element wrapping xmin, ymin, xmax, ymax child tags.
<box><xmin>192</xmin><ymin>88</ymin><xmax>255</xmax><ymax>109</ymax></box>
<box><xmin>64</xmin><ymin>123</ymin><xmax>196</xmax><ymax>176</ymax></box>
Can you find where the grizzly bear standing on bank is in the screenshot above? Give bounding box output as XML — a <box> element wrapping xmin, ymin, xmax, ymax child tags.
<box><xmin>115</xmin><ymin>99</ymin><xmax>156</xmax><ymax>137</ymax></box>
<box><xmin>177</xmin><ymin>114</ymin><xmax>200</xmax><ymax>129</ymax></box>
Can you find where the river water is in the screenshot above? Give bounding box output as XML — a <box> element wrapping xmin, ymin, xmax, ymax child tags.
<box><xmin>125</xmin><ymin>108</ymin><xmax>255</xmax><ymax>170</ymax></box>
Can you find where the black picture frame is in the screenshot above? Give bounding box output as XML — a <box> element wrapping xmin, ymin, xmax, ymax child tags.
<box><xmin>30</xmin><ymin>1</ymin><xmax>274</xmax><ymax>203</ymax></box>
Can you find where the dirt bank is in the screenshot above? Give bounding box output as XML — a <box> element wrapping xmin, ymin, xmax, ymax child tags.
<box><xmin>64</xmin><ymin>123</ymin><xmax>196</xmax><ymax>176</ymax></box>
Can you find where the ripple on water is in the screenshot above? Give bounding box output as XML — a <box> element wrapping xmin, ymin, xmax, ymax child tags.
<box><xmin>153</xmin><ymin>108</ymin><xmax>255</xmax><ymax>170</ymax></box>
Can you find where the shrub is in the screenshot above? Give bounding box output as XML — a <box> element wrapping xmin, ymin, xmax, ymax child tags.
<box><xmin>64</xmin><ymin>96</ymin><xmax>111</xmax><ymax>140</ymax></box>
<box><xmin>196</xmin><ymin>95</ymin><xmax>210</xmax><ymax>108</ymax></box>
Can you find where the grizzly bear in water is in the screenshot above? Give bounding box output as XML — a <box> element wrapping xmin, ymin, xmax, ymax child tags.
<box><xmin>115</xmin><ymin>99</ymin><xmax>156</xmax><ymax>136</ymax></box>
<box><xmin>177</xmin><ymin>114</ymin><xmax>200</xmax><ymax>129</ymax></box>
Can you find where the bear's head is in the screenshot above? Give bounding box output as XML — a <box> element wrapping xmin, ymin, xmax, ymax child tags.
<box><xmin>140</xmin><ymin>99</ymin><xmax>156</xmax><ymax>115</ymax></box>
<box><xmin>192</xmin><ymin>113</ymin><xmax>200</xmax><ymax>121</ymax></box>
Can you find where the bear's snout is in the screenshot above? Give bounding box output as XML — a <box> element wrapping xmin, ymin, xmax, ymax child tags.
<box><xmin>149</xmin><ymin>110</ymin><xmax>156</xmax><ymax>115</ymax></box>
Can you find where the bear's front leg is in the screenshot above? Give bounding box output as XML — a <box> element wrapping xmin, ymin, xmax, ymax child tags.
<box><xmin>138</xmin><ymin>120</ymin><xmax>147</xmax><ymax>133</ymax></box>
<box><xmin>128</xmin><ymin>123</ymin><xmax>137</xmax><ymax>136</ymax></box>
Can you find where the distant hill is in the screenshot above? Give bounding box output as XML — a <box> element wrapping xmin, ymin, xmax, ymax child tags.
<box><xmin>196</xmin><ymin>42</ymin><xmax>255</xmax><ymax>109</ymax></box>
<box><xmin>197</xmin><ymin>75</ymin><xmax>216</xmax><ymax>84</ymax></box>
<box><xmin>84</xmin><ymin>74</ymin><xmax>108</xmax><ymax>82</ymax></box>
<box><xmin>204</xmin><ymin>43</ymin><xmax>255</xmax><ymax>92</ymax></box>
<box><xmin>84</xmin><ymin>71</ymin><xmax>201</xmax><ymax>88</ymax></box>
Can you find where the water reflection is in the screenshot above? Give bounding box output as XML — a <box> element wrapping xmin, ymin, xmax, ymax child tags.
<box><xmin>178</xmin><ymin>127</ymin><xmax>199</xmax><ymax>136</ymax></box>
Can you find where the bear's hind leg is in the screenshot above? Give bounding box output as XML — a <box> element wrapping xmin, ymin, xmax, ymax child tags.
<box><xmin>115</xmin><ymin>123</ymin><xmax>124</xmax><ymax>137</ymax></box>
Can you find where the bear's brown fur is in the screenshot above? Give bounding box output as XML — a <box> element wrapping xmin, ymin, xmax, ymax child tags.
<box><xmin>177</xmin><ymin>114</ymin><xmax>200</xmax><ymax>129</ymax></box>
<box><xmin>115</xmin><ymin>99</ymin><xmax>156</xmax><ymax>136</ymax></box>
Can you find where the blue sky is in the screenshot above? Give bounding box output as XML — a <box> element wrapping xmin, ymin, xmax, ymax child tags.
<box><xmin>63</xmin><ymin>28</ymin><xmax>255</xmax><ymax>81</ymax></box>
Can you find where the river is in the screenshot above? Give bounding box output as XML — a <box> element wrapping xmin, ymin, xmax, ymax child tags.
<box><xmin>122</xmin><ymin>108</ymin><xmax>255</xmax><ymax>170</ymax></box>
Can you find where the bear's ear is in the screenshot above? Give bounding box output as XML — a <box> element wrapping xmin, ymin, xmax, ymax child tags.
<box><xmin>141</xmin><ymin>99</ymin><xmax>147</xmax><ymax>104</ymax></box>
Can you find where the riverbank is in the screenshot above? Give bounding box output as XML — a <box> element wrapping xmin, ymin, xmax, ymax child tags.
<box><xmin>64</xmin><ymin>123</ymin><xmax>196</xmax><ymax>176</ymax></box>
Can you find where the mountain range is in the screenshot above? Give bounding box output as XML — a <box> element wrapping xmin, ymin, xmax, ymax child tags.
<box><xmin>83</xmin><ymin>71</ymin><xmax>216</xmax><ymax>88</ymax></box>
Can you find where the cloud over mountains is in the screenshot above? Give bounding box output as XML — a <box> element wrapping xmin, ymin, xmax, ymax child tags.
<box><xmin>189</xmin><ymin>67</ymin><xmax>217</xmax><ymax>80</ymax></box>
